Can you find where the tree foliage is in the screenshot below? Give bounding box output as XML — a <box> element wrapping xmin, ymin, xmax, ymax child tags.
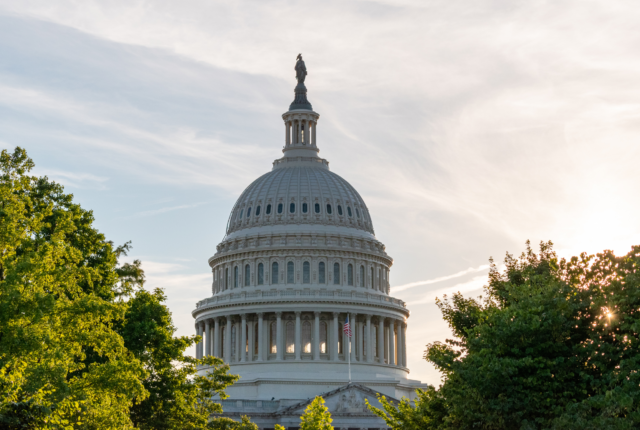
<box><xmin>299</xmin><ymin>396</ymin><xmax>333</xmax><ymax>430</ymax></box>
<box><xmin>0</xmin><ymin>147</ymin><xmax>240</xmax><ymax>429</ymax></box>
<box><xmin>369</xmin><ymin>241</ymin><xmax>640</xmax><ymax>429</ymax></box>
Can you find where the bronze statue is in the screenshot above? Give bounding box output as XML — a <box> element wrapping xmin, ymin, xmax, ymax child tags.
<box><xmin>295</xmin><ymin>54</ymin><xmax>307</xmax><ymax>84</ymax></box>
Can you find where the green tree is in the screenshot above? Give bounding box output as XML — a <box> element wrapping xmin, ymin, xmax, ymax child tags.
<box><xmin>120</xmin><ymin>288</ymin><xmax>239</xmax><ymax>430</ymax></box>
<box><xmin>366</xmin><ymin>386</ymin><xmax>447</xmax><ymax>430</ymax></box>
<box><xmin>298</xmin><ymin>396</ymin><xmax>333</xmax><ymax>430</ymax></box>
<box><xmin>0</xmin><ymin>147</ymin><xmax>148</xmax><ymax>429</ymax></box>
<box><xmin>368</xmin><ymin>241</ymin><xmax>640</xmax><ymax>429</ymax></box>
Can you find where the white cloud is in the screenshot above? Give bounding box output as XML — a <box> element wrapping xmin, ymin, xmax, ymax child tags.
<box><xmin>392</xmin><ymin>264</ymin><xmax>490</xmax><ymax>293</ymax></box>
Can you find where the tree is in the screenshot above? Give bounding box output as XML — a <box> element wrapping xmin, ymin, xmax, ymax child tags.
<box><xmin>299</xmin><ymin>396</ymin><xmax>333</xmax><ymax>430</ymax></box>
<box><xmin>0</xmin><ymin>147</ymin><xmax>148</xmax><ymax>429</ymax></box>
<box><xmin>120</xmin><ymin>288</ymin><xmax>239</xmax><ymax>430</ymax></box>
<box><xmin>366</xmin><ymin>386</ymin><xmax>447</xmax><ymax>430</ymax></box>
<box><xmin>368</xmin><ymin>241</ymin><xmax>640</xmax><ymax>429</ymax></box>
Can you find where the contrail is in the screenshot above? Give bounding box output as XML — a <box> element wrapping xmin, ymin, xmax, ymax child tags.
<box><xmin>391</xmin><ymin>265</ymin><xmax>490</xmax><ymax>293</ymax></box>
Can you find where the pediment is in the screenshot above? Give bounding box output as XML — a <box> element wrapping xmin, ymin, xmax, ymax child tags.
<box><xmin>278</xmin><ymin>383</ymin><xmax>397</xmax><ymax>416</ymax></box>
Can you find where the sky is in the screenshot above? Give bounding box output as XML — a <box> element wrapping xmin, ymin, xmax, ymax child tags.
<box><xmin>1</xmin><ymin>0</ymin><xmax>639</xmax><ymax>387</ymax></box>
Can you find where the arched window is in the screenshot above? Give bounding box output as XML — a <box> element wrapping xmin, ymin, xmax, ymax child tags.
<box><xmin>286</xmin><ymin>321</ymin><xmax>295</xmax><ymax>353</ymax></box>
<box><xmin>220</xmin><ymin>326</ymin><xmax>225</xmax><ymax>358</ymax></box>
<box><xmin>320</xmin><ymin>321</ymin><xmax>327</xmax><ymax>354</ymax></box>
<box><xmin>256</xmin><ymin>205</ymin><xmax>261</xmax><ymax>216</ymax></box>
<box><xmin>225</xmin><ymin>268</ymin><xmax>229</xmax><ymax>290</ymax></box>
<box><xmin>348</xmin><ymin>264</ymin><xmax>353</xmax><ymax>286</ymax></box>
<box><xmin>287</xmin><ymin>261</ymin><xmax>295</xmax><ymax>284</ymax></box>
<box><xmin>318</xmin><ymin>262</ymin><xmax>326</xmax><ymax>284</ymax></box>
<box><xmin>326</xmin><ymin>204</ymin><xmax>332</xmax><ymax>214</ymax></box>
<box><xmin>289</xmin><ymin>202</ymin><xmax>295</xmax><ymax>213</ymax></box>
<box><xmin>356</xmin><ymin>208</ymin><xmax>360</xmax><ymax>218</ymax></box>
<box><xmin>303</xmin><ymin>262</ymin><xmax>310</xmax><ymax>284</ymax></box>
<box><xmin>234</xmin><ymin>266</ymin><xmax>238</xmax><ymax>288</ymax></box>
<box><xmin>272</xmin><ymin>262</ymin><xmax>279</xmax><ymax>284</ymax></box>
<box><xmin>277</xmin><ymin>203</ymin><xmax>283</xmax><ymax>214</ymax></box>
<box><xmin>302</xmin><ymin>202</ymin><xmax>308</xmax><ymax>213</ymax></box>
<box><xmin>333</xmin><ymin>263</ymin><xmax>340</xmax><ymax>285</ymax></box>
<box><xmin>231</xmin><ymin>325</ymin><xmax>237</xmax><ymax>359</ymax></box>
<box><xmin>338</xmin><ymin>205</ymin><xmax>343</xmax><ymax>215</ymax></box>
<box><xmin>244</xmin><ymin>264</ymin><xmax>250</xmax><ymax>286</ymax></box>
<box><xmin>258</xmin><ymin>263</ymin><xmax>264</xmax><ymax>285</ymax></box>
<box><xmin>238</xmin><ymin>209</ymin><xmax>243</xmax><ymax>219</ymax></box>
<box><xmin>373</xmin><ymin>326</ymin><xmax>378</xmax><ymax>357</ymax></box>
<box><xmin>302</xmin><ymin>321</ymin><xmax>311</xmax><ymax>353</ymax></box>
<box><xmin>254</xmin><ymin>322</ymin><xmax>259</xmax><ymax>355</ymax></box>
<box><xmin>247</xmin><ymin>207</ymin><xmax>251</xmax><ymax>218</ymax></box>
<box><xmin>315</xmin><ymin>203</ymin><xmax>320</xmax><ymax>213</ymax></box>
<box><xmin>370</xmin><ymin>267</ymin><xmax>374</xmax><ymax>289</ymax></box>
<box><xmin>270</xmin><ymin>321</ymin><xmax>277</xmax><ymax>354</ymax></box>
<box><xmin>378</xmin><ymin>268</ymin><xmax>382</xmax><ymax>291</ymax></box>
<box><xmin>266</xmin><ymin>204</ymin><xmax>272</xmax><ymax>215</ymax></box>
<box><xmin>359</xmin><ymin>265</ymin><xmax>365</xmax><ymax>287</ymax></box>
<box><xmin>347</xmin><ymin>206</ymin><xmax>352</xmax><ymax>217</ymax></box>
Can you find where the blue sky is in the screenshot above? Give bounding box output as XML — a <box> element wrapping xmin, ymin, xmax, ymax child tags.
<box><xmin>2</xmin><ymin>0</ymin><xmax>640</xmax><ymax>386</ymax></box>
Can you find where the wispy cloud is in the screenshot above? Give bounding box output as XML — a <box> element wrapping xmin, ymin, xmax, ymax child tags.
<box><xmin>392</xmin><ymin>265</ymin><xmax>490</xmax><ymax>293</ymax></box>
<box><xmin>407</xmin><ymin>274</ymin><xmax>488</xmax><ymax>306</ymax></box>
<box><xmin>37</xmin><ymin>168</ymin><xmax>108</xmax><ymax>189</ymax></box>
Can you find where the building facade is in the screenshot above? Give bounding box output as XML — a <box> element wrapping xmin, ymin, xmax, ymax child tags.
<box><xmin>192</xmin><ymin>56</ymin><xmax>427</xmax><ymax>429</ymax></box>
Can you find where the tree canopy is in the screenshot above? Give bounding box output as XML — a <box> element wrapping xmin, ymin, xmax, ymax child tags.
<box><xmin>368</xmin><ymin>241</ymin><xmax>640</xmax><ymax>429</ymax></box>
<box><xmin>0</xmin><ymin>147</ymin><xmax>239</xmax><ymax>429</ymax></box>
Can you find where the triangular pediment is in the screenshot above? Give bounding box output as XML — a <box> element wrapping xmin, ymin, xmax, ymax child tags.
<box><xmin>278</xmin><ymin>383</ymin><xmax>398</xmax><ymax>416</ymax></box>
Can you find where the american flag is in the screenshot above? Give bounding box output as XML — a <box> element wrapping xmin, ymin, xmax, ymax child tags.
<box><xmin>343</xmin><ymin>315</ymin><xmax>352</xmax><ymax>338</ymax></box>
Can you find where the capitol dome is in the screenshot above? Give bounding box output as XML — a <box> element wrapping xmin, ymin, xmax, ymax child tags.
<box><xmin>192</xmin><ymin>55</ymin><xmax>426</xmax><ymax>429</ymax></box>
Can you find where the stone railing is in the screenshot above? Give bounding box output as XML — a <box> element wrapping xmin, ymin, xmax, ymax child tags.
<box><xmin>194</xmin><ymin>289</ymin><xmax>406</xmax><ymax>311</ymax></box>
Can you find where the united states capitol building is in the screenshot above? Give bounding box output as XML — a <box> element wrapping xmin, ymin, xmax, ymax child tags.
<box><xmin>192</xmin><ymin>56</ymin><xmax>427</xmax><ymax>429</ymax></box>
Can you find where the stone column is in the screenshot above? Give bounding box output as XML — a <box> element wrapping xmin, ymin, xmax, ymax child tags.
<box><xmin>314</xmin><ymin>311</ymin><xmax>321</xmax><ymax>360</ymax></box>
<box><xmin>240</xmin><ymin>314</ymin><xmax>247</xmax><ymax>362</ymax></box>
<box><xmin>257</xmin><ymin>313</ymin><xmax>264</xmax><ymax>362</ymax></box>
<box><xmin>214</xmin><ymin>317</ymin><xmax>220</xmax><ymax>357</ymax></box>
<box><xmin>366</xmin><ymin>315</ymin><xmax>373</xmax><ymax>363</ymax></box>
<box><xmin>378</xmin><ymin>317</ymin><xmax>385</xmax><ymax>364</ymax></box>
<box><xmin>195</xmin><ymin>323</ymin><xmax>201</xmax><ymax>359</ymax></box>
<box><xmin>295</xmin><ymin>311</ymin><xmax>301</xmax><ymax>361</ymax></box>
<box><xmin>204</xmin><ymin>319</ymin><xmax>211</xmax><ymax>357</ymax></box>
<box><xmin>312</xmin><ymin>120</ymin><xmax>317</xmax><ymax>147</ymax></box>
<box><xmin>350</xmin><ymin>313</ymin><xmax>357</xmax><ymax>362</ymax></box>
<box><xmin>332</xmin><ymin>312</ymin><xmax>339</xmax><ymax>361</ymax></box>
<box><xmin>357</xmin><ymin>318</ymin><xmax>364</xmax><ymax>362</ymax></box>
<box><xmin>388</xmin><ymin>319</ymin><xmax>395</xmax><ymax>366</ymax></box>
<box><xmin>248</xmin><ymin>317</ymin><xmax>254</xmax><ymax>362</ymax></box>
<box><xmin>285</xmin><ymin>121</ymin><xmax>290</xmax><ymax>146</ymax></box>
<box><xmin>225</xmin><ymin>316</ymin><xmax>232</xmax><ymax>363</ymax></box>
<box><xmin>396</xmin><ymin>320</ymin><xmax>404</xmax><ymax>367</ymax></box>
<box><xmin>235</xmin><ymin>319</ymin><xmax>241</xmax><ymax>363</ymax></box>
<box><xmin>402</xmin><ymin>322</ymin><xmax>408</xmax><ymax>367</ymax></box>
<box><xmin>276</xmin><ymin>312</ymin><xmax>283</xmax><ymax>361</ymax></box>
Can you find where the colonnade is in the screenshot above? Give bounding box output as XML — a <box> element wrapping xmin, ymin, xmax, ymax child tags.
<box><xmin>285</xmin><ymin>118</ymin><xmax>317</xmax><ymax>147</ymax></box>
<box><xmin>195</xmin><ymin>311</ymin><xmax>407</xmax><ymax>368</ymax></box>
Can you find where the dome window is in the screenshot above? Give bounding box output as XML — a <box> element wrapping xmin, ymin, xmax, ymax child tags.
<box><xmin>258</xmin><ymin>263</ymin><xmax>264</xmax><ymax>285</ymax></box>
<box><xmin>348</xmin><ymin>264</ymin><xmax>353</xmax><ymax>286</ymax></box>
<box><xmin>272</xmin><ymin>262</ymin><xmax>279</xmax><ymax>284</ymax></box>
<box><xmin>303</xmin><ymin>261</ymin><xmax>310</xmax><ymax>283</ymax></box>
<box><xmin>356</xmin><ymin>208</ymin><xmax>360</xmax><ymax>218</ymax></box>
<box><xmin>289</xmin><ymin>203</ymin><xmax>296</xmax><ymax>213</ymax></box>
<box><xmin>287</xmin><ymin>261</ymin><xmax>294</xmax><ymax>283</ymax></box>
<box><xmin>347</xmin><ymin>206</ymin><xmax>352</xmax><ymax>217</ymax></box>
<box><xmin>244</xmin><ymin>264</ymin><xmax>250</xmax><ymax>286</ymax></box>
<box><xmin>314</xmin><ymin>203</ymin><xmax>320</xmax><ymax>213</ymax></box>
<box><xmin>318</xmin><ymin>262</ymin><xmax>326</xmax><ymax>284</ymax></box>
<box><xmin>266</xmin><ymin>204</ymin><xmax>272</xmax><ymax>215</ymax></box>
<box><xmin>338</xmin><ymin>205</ymin><xmax>343</xmax><ymax>216</ymax></box>
<box><xmin>326</xmin><ymin>204</ymin><xmax>332</xmax><ymax>214</ymax></box>
<box><xmin>247</xmin><ymin>207</ymin><xmax>252</xmax><ymax>218</ymax></box>
<box><xmin>333</xmin><ymin>263</ymin><xmax>340</xmax><ymax>285</ymax></box>
<box><xmin>302</xmin><ymin>202</ymin><xmax>308</xmax><ymax>213</ymax></box>
<box><xmin>277</xmin><ymin>203</ymin><xmax>283</xmax><ymax>214</ymax></box>
<box><xmin>256</xmin><ymin>205</ymin><xmax>261</xmax><ymax>216</ymax></box>
<box><xmin>238</xmin><ymin>209</ymin><xmax>243</xmax><ymax>219</ymax></box>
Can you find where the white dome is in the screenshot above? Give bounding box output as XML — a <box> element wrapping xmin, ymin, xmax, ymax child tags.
<box><xmin>225</xmin><ymin>160</ymin><xmax>375</xmax><ymax>238</ymax></box>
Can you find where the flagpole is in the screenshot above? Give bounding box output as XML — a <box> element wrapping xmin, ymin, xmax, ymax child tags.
<box><xmin>348</xmin><ymin>336</ymin><xmax>351</xmax><ymax>383</ymax></box>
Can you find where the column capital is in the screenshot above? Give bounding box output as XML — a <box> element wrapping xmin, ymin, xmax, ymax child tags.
<box><xmin>257</xmin><ymin>312</ymin><xmax>264</xmax><ymax>318</ymax></box>
<box><xmin>295</xmin><ymin>311</ymin><xmax>302</xmax><ymax>317</ymax></box>
<box><xmin>314</xmin><ymin>311</ymin><xmax>321</xmax><ymax>317</ymax></box>
<box><xmin>332</xmin><ymin>311</ymin><xmax>340</xmax><ymax>318</ymax></box>
<box><xmin>365</xmin><ymin>314</ymin><xmax>372</xmax><ymax>320</ymax></box>
<box><xmin>240</xmin><ymin>313</ymin><xmax>247</xmax><ymax>319</ymax></box>
<box><xmin>276</xmin><ymin>311</ymin><xmax>283</xmax><ymax>318</ymax></box>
